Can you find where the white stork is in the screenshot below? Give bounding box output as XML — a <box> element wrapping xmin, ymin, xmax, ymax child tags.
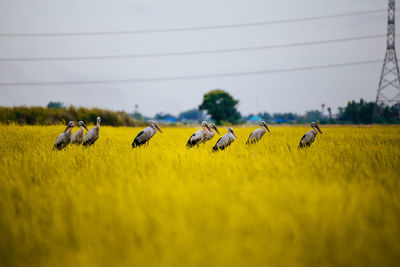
<box><xmin>186</xmin><ymin>121</ymin><xmax>212</xmax><ymax>148</ymax></box>
<box><xmin>83</xmin><ymin>116</ymin><xmax>101</xmax><ymax>147</ymax></box>
<box><xmin>132</xmin><ymin>120</ymin><xmax>163</xmax><ymax>148</ymax></box>
<box><xmin>298</xmin><ymin>122</ymin><xmax>322</xmax><ymax>149</ymax></box>
<box><xmin>212</xmin><ymin>127</ymin><xmax>237</xmax><ymax>151</ymax></box>
<box><xmin>246</xmin><ymin>121</ymin><xmax>270</xmax><ymax>144</ymax></box>
<box><xmin>71</xmin><ymin>121</ymin><xmax>88</xmax><ymax>145</ymax></box>
<box><xmin>53</xmin><ymin>121</ymin><xmax>75</xmax><ymax>150</ymax></box>
<box><xmin>202</xmin><ymin>123</ymin><xmax>221</xmax><ymax>144</ymax></box>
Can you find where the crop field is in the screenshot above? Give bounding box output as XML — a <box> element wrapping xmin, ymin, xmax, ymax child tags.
<box><xmin>0</xmin><ymin>124</ymin><xmax>400</xmax><ymax>267</ymax></box>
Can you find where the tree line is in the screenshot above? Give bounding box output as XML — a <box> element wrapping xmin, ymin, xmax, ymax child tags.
<box><xmin>0</xmin><ymin>103</ymin><xmax>139</xmax><ymax>126</ymax></box>
<box><xmin>155</xmin><ymin>90</ymin><xmax>400</xmax><ymax>125</ymax></box>
<box><xmin>1</xmin><ymin>92</ymin><xmax>399</xmax><ymax>126</ymax></box>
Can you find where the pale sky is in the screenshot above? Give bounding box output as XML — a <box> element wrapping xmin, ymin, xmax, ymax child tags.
<box><xmin>0</xmin><ymin>0</ymin><xmax>392</xmax><ymax>116</ymax></box>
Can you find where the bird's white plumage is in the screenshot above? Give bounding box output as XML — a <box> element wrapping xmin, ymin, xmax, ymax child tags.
<box><xmin>299</xmin><ymin>129</ymin><xmax>317</xmax><ymax>147</ymax></box>
<box><xmin>135</xmin><ymin>126</ymin><xmax>156</xmax><ymax>144</ymax></box>
<box><xmin>71</xmin><ymin>130</ymin><xmax>84</xmax><ymax>144</ymax></box>
<box><xmin>213</xmin><ymin>128</ymin><xmax>236</xmax><ymax>151</ymax></box>
<box><xmin>203</xmin><ymin>124</ymin><xmax>220</xmax><ymax>144</ymax></box>
<box><xmin>203</xmin><ymin>130</ymin><xmax>215</xmax><ymax>142</ymax></box>
<box><xmin>187</xmin><ymin>121</ymin><xmax>211</xmax><ymax>148</ymax></box>
<box><xmin>190</xmin><ymin>129</ymin><xmax>207</xmax><ymax>143</ymax></box>
<box><xmin>246</xmin><ymin>121</ymin><xmax>270</xmax><ymax>144</ymax></box>
<box><xmin>83</xmin><ymin>128</ymin><xmax>99</xmax><ymax>146</ymax></box>
<box><xmin>132</xmin><ymin>120</ymin><xmax>162</xmax><ymax>147</ymax></box>
<box><xmin>247</xmin><ymin>128</ymin><xmax>267</xmax><ymax>143</ymax></box>
<box><xmin>71</xmin><ymin>121</ymin><xmax>88</xmax><ymax>145</ymax></box>
<box><xmin>298</xmin><ymin>122</ymin><xmax>322</xmax><ymax>148</ymax></box>
<box><xmin>83</xmin><ymin>117</ymin><xmax>101</xmax><ymax>146</ymax></box>
<box><xmin>53</xmin><ymin>121</ymin><xmax>74</xmax><ymax>150</ymax></box>
<box><xmin>54</xmin><ymin>132</ymin><xmax>72</xmax><ymax>150</ymax></box>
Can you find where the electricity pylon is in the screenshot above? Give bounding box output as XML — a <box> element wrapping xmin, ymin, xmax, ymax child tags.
<box><xmin>376</xmin><ymin>0</ymin><xmax>400</xmax><ymax>110</ymax></box>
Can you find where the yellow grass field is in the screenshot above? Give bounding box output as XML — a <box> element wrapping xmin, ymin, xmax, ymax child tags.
<box><xmin>1</xmin><ymin>124</ymin><xmax>400</xmax><ymax>267</ymax></box>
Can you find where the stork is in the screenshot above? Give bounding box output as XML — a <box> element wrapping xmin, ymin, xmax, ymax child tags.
<box><xmin>186</xmin><ymin>121</ymin><xmax>212</xmax><ymax>148</ymax></box>
<box><xmin>83</xmin><ymin>116</ymin><xmax>101</xmax><ymax>147</ymax></box>
<box><xmin>132</xmin><ymin>120</ymin><xmax>163</xmax><ymax>148</ymax></box>
<box><xmin>246</xmin><ymin>121</ymin><xmax>270</xmax><ymax>144</ymax></box>
<box><xmin>212</xmin><ymin>127</ymin><xmax>237</xmax><ymax>151</ymax></box>
<box><xmin>53</xmin><ymin>121</ymin><xmax>75</xmax><ymax>150</ymax></box>
<box><xmin>202</xmin><ymin>123</ymin><xmax>221</xmax><ymax>144</ymax></box>
<box><xmin>298</xmin><ymin>122</ymin><xmax>322</xmax><ymax>149</ymax></box>
<box><xmin>71</xmin><ymin>121</ymin><xmax>88</xmax><ymax>145</ymax></box>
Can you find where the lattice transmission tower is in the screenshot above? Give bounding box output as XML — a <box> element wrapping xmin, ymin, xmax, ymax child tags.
<box><xmin>376</xmin><ymin>0</ymin><xmax>400</xmax><ymax>108</ymax></box>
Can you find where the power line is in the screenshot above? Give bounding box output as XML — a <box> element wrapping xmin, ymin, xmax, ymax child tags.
<box><xmin>0</xmin><ymin>34</ymin><xmax>387</xmax><ymax>62</ymax></box>
<box><xmin>1</xmin><ymin>34</ymin><xmax>389</xmax><ymax>62</ymax></box>
<box><xmin>0</xmin><ymin>9</ymin><xmax>386</xmax><ymax>37</ymax></box>
<box><xmin>0</xmin><ymin>59</ymin><xmax>381</xmax><ymax>86</ymax></box>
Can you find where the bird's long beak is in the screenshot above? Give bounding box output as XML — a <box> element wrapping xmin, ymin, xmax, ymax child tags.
<box><xmin>232</xmin><ymin>131</ymin><xmax>237</xmax><ymax>138</ymax></box>
<box><xmin>155</xmin><ymin>123</ymin><xmax>163</xmax><ymax>133</ymax></box>
<box><xmin>317</xmin><ymin>125</ymin><xmax>322</xmax><ymax>134</ymax></box>
<box><xmin>205</xmin><ymin>123</ymin><xmax>211</xmax><ymax>132</ymax></box>
<box><xmin>83</xmin><ymin>124</ymin><xmax>89</xmax><ymax>131</ymax></box>
<box><xmin>264</xmin><ymin>124</ymin><xmax>270</xmax><ymax>132</ymax></box>
<box><xmin>213</xmin><ymin>125</ymin><xmax>221</xmax><ymax>135</ymax></box>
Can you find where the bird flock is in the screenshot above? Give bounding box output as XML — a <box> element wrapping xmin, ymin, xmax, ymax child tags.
<box><xmin>53</xmin><ymin>117</ymin><xmax>322</xmax><ymax>151</ymax></box>
<box><xmin>53</xmin><ymin>116</ymin><xmax>101</xmax><ymax>150</ymax></box>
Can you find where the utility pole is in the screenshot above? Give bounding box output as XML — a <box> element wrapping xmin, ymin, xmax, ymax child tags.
<box><xmin>376</xmin><ymin>0</ymin><xmax>400</xmax><ymax>112</ymax></box>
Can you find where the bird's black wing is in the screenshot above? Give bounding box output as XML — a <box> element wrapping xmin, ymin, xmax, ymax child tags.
<box><xmin>298</xmin><ymin>134</ymin><xmax>307</xmax><ymax>149</ymax></box>
<box><xmin>132</xmin><ymin>130</ymin><xmax>145</xmax><ymax>148</ymax></box>
<box><xmin>83</xmin><ymin>137</ymin><xmax>95</xmax><ymax>146</ymax></box>
<box><xmin>56</xmin><ymin>142</ymin><xmax>62</xmax><ymax>150</ymax></box>
<box><xmin>246</xmin><ymin>132</ymin><xmax>253</xmax><ymax>144</ymax></box>
<box><xmin>212</xmin><ymin>137</ymin><xmax>223</xmax><ymax>151</ymax></box>
<box><xmin>221</xmin><ymin>138</ymin><xmax>234</xmax><ymax>150</ymax></box>
<box><xmin>186</xmin><ymin>133</ymin><xmax>196</xmax><ymax>148</ymax></box>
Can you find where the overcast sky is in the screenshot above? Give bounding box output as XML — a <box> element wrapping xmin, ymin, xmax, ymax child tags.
<box><xmin>0</xmin><ymin>0</ymin><xmax>392</xmax><ymax>116</ymax></box>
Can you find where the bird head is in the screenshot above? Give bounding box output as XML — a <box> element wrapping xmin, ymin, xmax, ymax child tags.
<box><xmin>149</xmin><ymin>120</ymin><xmax>163</xmax><ymax>133</ymax></box>
<box><xmin>97</xmin><ymin>117</ymin><xmax>101</xmax><ymax>125</ymax></box>
<box><xmin>79</xmin><ymin>121</ymin><xmax>89</xmax><ymax>131</ymax></box>
<box><xmin>228</xmin><ymin>127</ymin><xmax>237</xmax><ymax>138</ymax></box>
<box><xmin>64</xmin><ymin>121</ymin><xmax>75</xmax><ymax>132</ymax></box>
<box><xmin>210</xmin><ymin>123</ymin><xmax>220</xmax><ymax>135</ymax></box>
<box><xmin>311</xmin><ymin>122</ymin><xmax>322</xmax><ymax>134</ymax></box>
<box><xmin>201</xmin><ymin>121</ymin><xmax>211</xmax><ymax>132</ymax></box>
<box><xmin>260</xmin><ymin>121</ymin><xmax>270</xmax><ymax>132</ymax></box>
<box><xmin>67</xmin><ymin>121</ymin><xmax>75</xmax><ymax>128</ymax></box>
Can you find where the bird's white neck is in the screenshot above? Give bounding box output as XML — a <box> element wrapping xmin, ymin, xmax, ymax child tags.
<box><xmin>312</xmin><ymin>128</ymin><xmax>318</xmax><ymax>136</ymax></box>
<box><xmin>208</xmin><ymin>129</ymin><xmax>215</xmax><ymax>137</ymax></box>
<box><xmin>149</xmin><ymin>126</ymin><xmax>157</xmax><ymax>134</ymax></box>
<box><xmin>64</xmin><ymin>126</ymin><xmax>72</xmax><ymax>133</ymax></box>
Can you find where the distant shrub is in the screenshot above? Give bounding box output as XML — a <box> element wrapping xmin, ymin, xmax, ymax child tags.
<box><xmin>0</xmin><ymin>106</ymin><xmax>139</xmax><ymax>126</ymax></box>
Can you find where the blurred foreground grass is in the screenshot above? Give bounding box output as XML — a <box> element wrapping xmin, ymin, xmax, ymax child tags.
<box><xmin>0</xmin><ymin>125</ymin><xmax>399</xmax><ymax>267</ymax></box>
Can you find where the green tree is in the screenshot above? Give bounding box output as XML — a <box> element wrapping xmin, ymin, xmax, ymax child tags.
<box><xmin>47</xmin><ymin>102</ymin><xmax>64</xmax><ymax>109</ymax></box>
<box><xmin>338</xmin><ymin>99</ymin><xmax>375</xmax><ymax>124</ymax></box>
<box><xmin>199</xmin><ymin>90</ymin><xmax>241</xmax><ymax>125</ymax></box>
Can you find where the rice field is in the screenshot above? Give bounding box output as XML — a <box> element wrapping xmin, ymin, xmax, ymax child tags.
<box><xmin>0</xmin><ymin>124</ymin><xmax>400</xmax><ymax>267</ymax></box>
